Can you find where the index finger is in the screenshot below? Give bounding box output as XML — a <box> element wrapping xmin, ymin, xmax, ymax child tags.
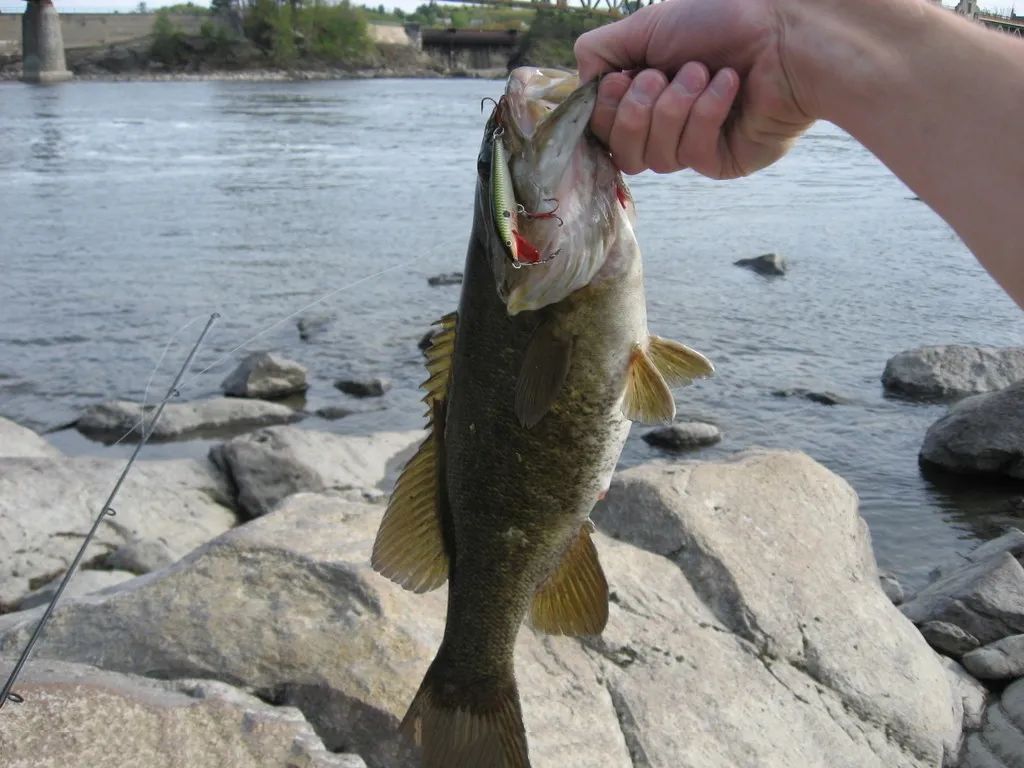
<box><xmin>573</xmin><ymin>8</ymin><xmax>657</xmax><ymax>83</ymax></box>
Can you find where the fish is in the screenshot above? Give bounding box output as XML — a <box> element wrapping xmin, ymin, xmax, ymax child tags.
<box><xmin>371</xmin><ymin>66</ymin><xmax>714</xmax><ymax>768</ymax></box>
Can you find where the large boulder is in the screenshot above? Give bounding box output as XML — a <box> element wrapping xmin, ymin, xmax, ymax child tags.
<box><xmin>0</xmin><ymin>659</ymin><xmax>365</xmax><ymax>768</ymax></box>
<box><xmin>0</xmin><ymin>417</ymin><xmax>60</xmax><ymax>459</ymax></box>
<box><xmin>0</xmin><ymin>455</ymin><xmax>236</xmax><ymax>612</ymax></box>
<box><xmin>919</xmin><ymin>382</ymin><xmax>1024</xmax><ymax>479</ymax></box>
<box><xmin>210</xmin><ymin>427</ymin><xmax>421</xmax><ymax>518</ymax></box>
<box><xmin>76</xmin><ymin>398</ymin><xmax>303</xmax><ymax>443</ymax></box>
<box><xmin>0</xmin><ymin>450</ymin><xmax>955</xmax><ymax>768</ymax></box>
<box><xmin>221</xmin><ymin>352</ymin><xmax>309</xmax><ymax>399</ymax></box>
<box><xmin>960</xmin><ymin>678</ymin><xmax>1024</xmax><ymax>768</ymax></box>
<box><xmin>882</xmin><ymin>345</ymin><xmax>1024</xmax><ymax>400</ymax></box>
<box><xmin>17</xmin><ymin>568</ymin><xmax>136</xmax><ymax>610</ymax></box>
<box><xmin>961</xmin><ymin>633</ymin><xmax>1024</xmax><ymax>681</ymax></box>
<box><xmin>901</xmin><ymin>534</ymin><xmax>1024</xmax><ymax>645</ymax></box>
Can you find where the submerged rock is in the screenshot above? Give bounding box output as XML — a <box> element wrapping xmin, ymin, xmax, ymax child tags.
<box><xmin>641</xmin><ymin>421</ymin><xmax>721</xmax><ymax>451</ymax></box>
<box><xmin>882</xmin><ymin>345</ymin><xmax>1024</xmax><ymax>400</ymax></box>
<box><xmin>221</xmin><ymin>352</ymin><xmax>308</xmax><ymax>399</ymax></box>
<box><xmin>0</xmin><ymin>450</ymin><xmax>954</xmax><ymax>768</ymax></box>
<box><xmin>297</xmin><ymin>314</ymin><xmax>331</xmax><ymax>342</ymax></box>
<box><xmin>0</xmin><ymin>659</ymin><xmax>365</xmax><ymax>768</ymax></box>
<box><xmin>0</xmin><ymin>417</ymin><xmax>60</xmax><ymax>459</ymax></box>
<box><xmin>211</xmin><ymin>426</ymin><xmax>420</xmax><ymax>518</ymax></box>
<box><xmin>734</xmin><ymin>252</ymin><xmax>787</xmax><ymax>276</ymax></box>
<box><xmin>76</xmin><ymin>398</ymin><xmax>302</xmax><ymax>443</ymax></box>
<box><xmin>427</xmin><ymin>272</ymin><xmax>463</xmax><ymax>286</ymax></box>
<box><xmin>919</xmin><ymin>382</ymin><xmax>1024</xmax><ymax>479</ymax></box>
<box><xmin>334</xmin><ymin>377</ymin><xmax>391</xmax><ymax>398</ymax></box>
<box><xmin>772</xmin><ymin>388</ymin><xmax>849</xmax><ymax>406</ymax></box>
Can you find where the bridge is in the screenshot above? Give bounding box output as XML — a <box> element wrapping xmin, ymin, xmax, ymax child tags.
<box><xmin>17</xmin><ymin>0</ymin><xmax>70</xmax><ymax>83</ymax></box>
<box><xmin>420</xmin><ymin>27</ymin><xmax>520</xmax><ymax>71</ymax></box>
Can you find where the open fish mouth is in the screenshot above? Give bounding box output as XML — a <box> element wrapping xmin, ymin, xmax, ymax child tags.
<box><xmin>504</xmin><ymin>67</ymin><xmax>585</xmax><ymax>141</ymax></box>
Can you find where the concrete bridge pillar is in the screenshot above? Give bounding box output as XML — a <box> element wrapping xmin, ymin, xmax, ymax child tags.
<box><xmin>21</xmin><ymin>0</ymin><xmax>71</xmax><ymax>84</ymax></box>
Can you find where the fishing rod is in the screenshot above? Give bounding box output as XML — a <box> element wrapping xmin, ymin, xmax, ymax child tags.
<box><xmin>0</xmin><ymin>312</ymin><xmax>219</xmax><ymax>710</ymax></box>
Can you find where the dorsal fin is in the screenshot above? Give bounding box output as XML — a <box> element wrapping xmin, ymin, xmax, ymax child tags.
<box><xmin>622</xmin><ymin>343</ymin><xmax>675</xmax><ymax>425</ymax></box>
<box><xmin>371</xmin><ymin>313</ymin><xmax>456</xmax><ymax>593</ymax></box>
<box><xmin>529</xmin><ymin>521</ymin><xmax>608</xmax><ymax>636</ymax></box>
<box><xmin>647</xmin><ymin>334</ymin><xmax>714</xmax><ymax>387</ymax></box>
<box><xmin>515</xmin><ymin>321</ymin><xmax>573</xmax><ymax>429</ymax></box>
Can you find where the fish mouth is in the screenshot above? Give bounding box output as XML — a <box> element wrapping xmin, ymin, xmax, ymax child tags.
<box><xmin>503</xmin><ymin>68</ymin><xmax>597</xmax><ymax>164</ymax></box>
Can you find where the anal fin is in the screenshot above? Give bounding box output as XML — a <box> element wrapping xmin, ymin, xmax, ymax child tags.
<box><xmin>622</xmin><ymin>344</ymin><xmax>675</xmax><ymax>425</ymax></box>
<box><xmin>647</xmin><ymin>334</ymin><xmax>714</xmax><ymax>386</ymax></box>
<box><xmin>529</xmin><ymin>521</ymin><xmax>608</xmax><ymax>637</ymax></box>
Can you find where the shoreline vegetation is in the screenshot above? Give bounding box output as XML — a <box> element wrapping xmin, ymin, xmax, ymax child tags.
<box><xmin>0</xmin><ymin>2</ymin><xmax>605</xmax><ymax>82</ymax></box>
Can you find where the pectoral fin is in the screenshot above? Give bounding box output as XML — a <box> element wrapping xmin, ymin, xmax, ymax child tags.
<box><xmin>515</xmin><ymin>321</ymin><xmax>573</xmax><ymax>429</ymax></box>
<box><xmin>622</xmin><ymin>344</ymin><xmax>675</xmax><ymax>425</ymax></box>
<box><xmin>529</xmin><ymin>521</ymin><xmax>608</xmax><ymax>636</ymax></box>
<box><xmin>647</xmin><ymin>335</ymin><xmax>714</xmax><ymax>386</ymax></box>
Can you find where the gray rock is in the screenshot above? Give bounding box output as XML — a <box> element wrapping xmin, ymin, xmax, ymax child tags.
<box><xmin>0</xmin><ymin>455</ymin><xmax>236</xmax><ymax>611</ymax></box>
<box><xmin>882</xmin><ymin>345</ymin><xmax>1024</xmax><ymax>400</ymax></box>
<box><xmin>962</xmin><ymin>634</ymin><xmax>1024</xmax><ymax>680</ymax></box>
<box><xmin>880</xmin><ymin>573</ymin><xmax>906</xmax><ymax>605</ymax></box>
<box><xmin>418</xmin><ymin>328</ymin><xmax>441</xmax><ymax>353</ymax></box>
<box><xmin>772</xmin><ymin>388</ymin><xmax>850</xmax><ymax>406</ymax></box>
<box><xmin>76</xmin><ymin>398</ymin><xmax>303</xmax><ymax>443</ymax></box>
<box><xmin>901</xmin><ymin>550</ymin><xmax>1024</xmax><ymax>645</ymax></box>
<box><xmin>961</xmin><ymin>678</ymin><xmax>1024</xmax><ymax>768</ymax></box>
<box><xmin>221</xmin><ymin>352</ymin><xmax>308</xmax><ymax>399</ymax></box>
<box><xmin>921</xmin><ymin>620</ymin><xmax>982</xmax><ymax>656</ymax></box>
<box><xmin>938</xmin><ymin>656</ymin><xmax>989</xmax><ymax>765</ymax></box>
<box><xmin>0</xmin><ymin>450</ymin><xmax>954</xmax><ymax>768</ymax></box>
<box><xmin>919</xmin><ymin>382</ymin><xmax>1024</xmax><ymax>479</ymax></box>
<box><xmin>0</xmin><ymin>659</ymin><xmax>365</xmax><ymax>768</ymax></box>
<box><xmin>334</xmin><ymin>377</ymin><xmax>391</xmax><ymax>398</ymax></box>
<box><xmin>734</xmin><ymin>252</ymin><xmax>787</xmax><ymax>275</ymax></box>
<box><xmin>297</xmin><ymin>314</ymin><xmax>331</xmax><ymax>342</ymax></box>
<box><xmin>316</xmin><ymin>405</ymin><xmax>355</xmax><ymax>420</ymax></box>
<box><xmin>426</xmin><ymin>271</ymin><xmax>463</xmax><ymax>286</ymax></box>
<box><xmin>641</xmin><ymin>421</ymin><xmax>721</xmax><ymax>451</ymax></box>
<box><xmin>212</xmin><ymin>426</ymin><xmax>421</xmax><ymax>518</ymax></box>
<box><xmin>104</xmin><ymin>537</ymin><xmax>177</xmax><ymax>574</ymax></box>
<box><xmin>17</xmin><ymin>568</ymin><xmax>136</xmax><ymax>610</ymax></box>
<box><xmin>0</xmin><ymin>417</ymin><xmax>59</xmax><ymax>459</ymax></box>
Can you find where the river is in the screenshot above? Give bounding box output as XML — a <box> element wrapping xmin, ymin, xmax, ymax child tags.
<box><xmin>1</xmin><ymin>77</ymin><xmax>1022</xmax><ymax>590</ymax></box>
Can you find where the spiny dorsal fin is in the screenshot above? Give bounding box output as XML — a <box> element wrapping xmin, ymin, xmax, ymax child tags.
<box><xmin>371</xmin><ymin>313</ymin><xmax>456</xmax><ymax>593</ymax></box>
<box><xmin>647</xmin><ymin>335</ymin><xmax>714</xmax><ymax>387</ymax></box>
<box><xmin>529</xmin><ymin>521</ymin><xmax>608</xmax><ymax>636</ymax></box>
<box><xmin>514</xmin><ymin>321</ymin><xmax>573</xmax><ymax>429</ymax></box>
<box><xmin>622</xmin><ymin>343</ymin><xmax>675</xmax><ymax>425</ymax></box>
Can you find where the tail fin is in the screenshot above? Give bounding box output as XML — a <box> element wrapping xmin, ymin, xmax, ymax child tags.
<box><xmin>400</xmin><ymin>655</ymin><xmax>530</xmax><ymax>768</ymax></box>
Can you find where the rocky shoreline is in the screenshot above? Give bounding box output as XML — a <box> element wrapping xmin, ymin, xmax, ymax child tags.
<box><xmin>1</xmin><ymin>346</ymin><xmax>1022</xmax><ymax>766</ymax></box>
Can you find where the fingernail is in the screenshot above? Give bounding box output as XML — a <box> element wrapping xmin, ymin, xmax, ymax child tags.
<box><xmin>710</xmin><ymin>69</ymin><xmax>735</xmax><ymax>98</ymax></box>
<box><xmin>677</xmin><ymin>64</ymin><xmax>707</xmax><ymax>96</ymax></box>
<box><xmin>632</xmin><ymin>74</ymin><xmax>664</xmax><ymax>106</ymax></box>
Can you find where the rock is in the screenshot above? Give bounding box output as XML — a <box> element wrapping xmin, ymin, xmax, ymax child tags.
<box><xmin>734</xmin><ymin>252</ymin><xmax>787</xmax><ymax>275</ymax></box>
<box><xmin>220</xmin><ymin>352</ymin><xmax>308</xmax><ymax>399</ymax></box>
<box><xmin>962</xmin><ymin>634</ymin><xmax>1024</xmax><ymax>680</ymax></box>
<box><xmin>938</xmin><ymin>656</ymin><xmax>989</xmax><ymax>765</ymax></box>
<box><xmin>297</xmin><ymin>314</ymin><xmax>331</xmax><ymax>342</ymax></box>
<box><xmin>315</xmin><ymin>405</ymin><xmax>356</xmax><ymax>420</ymax></box>
<box><xmin>881</xmin><ymin>345</ymin><xmax>1024</xmax><ymax>400</ymax></box>
<box><xmin>76</xmin><ymin>398</ymin><xmax>303</xmax><ymax>443</ymax></box>
<box><xmin>960</xmin><ymin>678</ymin><xmax>1024</xmax><ymax>768</ymax></box>
<box><xmin>772</xmin><ymin>388</ymin><xmax>849</xmax><ymax>406</ymax></box>
<box><xmin>0</xmin><ymin>455</ymin><xmax>235</xmax><ymax>611</ymax></box>
<box><xmin>104</xmin><ymin>537</ymin><xmax>177</xmax><ymax>575</ymax></box>
<box><xmin>880</xmin><ymin>573</ymin><xmax>906</xmax><ymax>605</ymax></box>
<box><xmin>0</xmin><ymin>417</ymin><xmax>60</xmax><ymax>459</ymax></box>
<box><xmin>426</xmin><ymin>272</ymin><xmax>463</xmax><ymax>286</ymax></box>
<box><xmin>0</xmin><ymin>450</ymin><xmax>954</xmax><ymax>768</ymax></box>
<box><xmin>334</xmin><ymin>377</ymin><xmax>390</xmax><ymax>398</ymax></box>
<box><xmin>211</xmin><ymin>426</ymin><xmax>420</xmax><ymax>518</ymax></box>
<box><xmin>0</xmin><ymin>659</ymin><xmax>365</xmax><ymax>768</ymax></box>
<box><xmin>417</xmin><ymin>328</ymin><xmax>439</xmax><ymax>353</ymax></box>
<box><xmin>919</xmin><ymin>382</ymin><xmax>1024</xmax><ymax>479</ymax></box>
<box><xmin>920</xmin><ymin>620</ymin><xmax>982</xmax><ymax>656</ymax></box>
<box><xmin>901</xmin><ymin>548</ymin><xmax>1024</xmax><ymax>645</ymax></box>
<box><xmin>641</xmin><ymin>421</ymin><xmax>721</xmax><ymax>451</ymax></box>
<box><xmin>17</xmin><ymin>569</ymin><xmax>137</xmax><ymax>610</ymax></box>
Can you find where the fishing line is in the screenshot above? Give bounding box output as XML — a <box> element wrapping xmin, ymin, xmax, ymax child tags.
<box><xmin>0</xmin><ymin>313</ymin><xmax>219</xmax><ymax>710</ymax></box>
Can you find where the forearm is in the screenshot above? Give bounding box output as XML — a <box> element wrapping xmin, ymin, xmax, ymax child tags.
<box><xmin>786</xmin><ymin>0</ymin><xmax>1024</xmax><ymax>307</ymax></box>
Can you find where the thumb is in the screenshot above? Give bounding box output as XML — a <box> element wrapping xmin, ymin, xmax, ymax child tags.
<box><xmin>574</xmin><ymin>9</ymin><xmax>655</xmax><ymax>83</ymax></box>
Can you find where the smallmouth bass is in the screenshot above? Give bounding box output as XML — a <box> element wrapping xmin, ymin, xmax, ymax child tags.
<box><xmin>372</xmin><ymin>67</ymin><xmax>714</xmax><ymax>768</ymax></box>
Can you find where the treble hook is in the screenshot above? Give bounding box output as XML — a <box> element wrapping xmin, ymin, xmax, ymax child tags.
<box><xmin>480</xmin><ymin>96</ymin><xmax>499</xmax><ymax>113</ymax></box>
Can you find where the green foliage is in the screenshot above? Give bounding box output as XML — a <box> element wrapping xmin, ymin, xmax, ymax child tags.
<box><xmin>150</xmin><ymin>10</ymin><xmax>187</xmax><ymax>65</ymax></box>
<box><xmin>299</xmin><ymin>0</ymin><xmax>371</xmax><ymax>61</ymax></box>
<box><xmin>158</xmin><ymin>2</ymin><xmax>212</xmax><ymax>14</ymax></box>
<box><xmin>514</xmin><ymin>7</ymin><xmax>605</xmax><ymax>67</ymax></box>
<box><xmin>210</xmin><ymin>0</ymin><xmax>234</xmax><ymax>15</ymax></box>
<box><xmin>271</xmin><ymin>5</ymin><xmax>298</xmax><ymax>66</ymax></box>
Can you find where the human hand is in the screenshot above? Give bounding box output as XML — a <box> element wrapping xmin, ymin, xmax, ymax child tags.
<box><xmin>574</xmin><ymin>0</ymin><xmax>816</xmax><ymax>178</ymax></box>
